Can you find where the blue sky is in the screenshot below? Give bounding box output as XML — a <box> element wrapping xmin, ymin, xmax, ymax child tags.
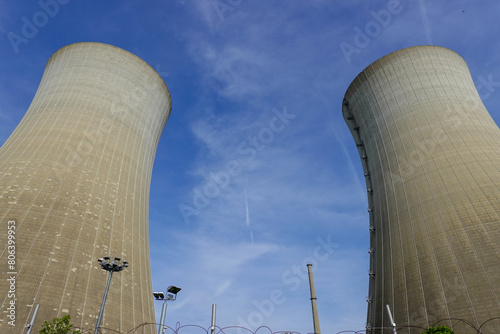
<box><xmin>2</xmin><ymin>1</ymin><xmax>500</xmax><ymax>333</ymax></box>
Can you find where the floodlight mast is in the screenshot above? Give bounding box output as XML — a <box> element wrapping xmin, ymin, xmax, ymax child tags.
<box><xmin>94</xmin><ymin>257</ymin><xmax>128</xmax><ymax>334</ymax></box>
<box><xmin>385</xmin><ymin>304</ymin><xmax>397</xmax><ymax>334</ymax></box>
<box><xmin>154</xmin><ymin>285</ymin><xmax>181</xmax><ymax>334</ymax></box>
<box><xmin>25</xmin><ymin>304</ymin><xmax>40</xmax><ymax>334</ymax></box>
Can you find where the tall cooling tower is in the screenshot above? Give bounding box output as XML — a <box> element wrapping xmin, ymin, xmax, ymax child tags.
<box><xmin>343</xmin><ymin>46</ymin><xmax>500</xmax><ymax>333</ymax></box>
<box><xmin>0</xmin><ymin>43</ymin><xmax>171</xmax><ymax>333</ymax></box>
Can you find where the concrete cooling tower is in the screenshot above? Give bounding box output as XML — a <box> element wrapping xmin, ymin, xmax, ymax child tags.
<box><xmin>343</xmin><ymin>46</ymin><xmax>500</xmax><ymax>333</ymax></box>
<box><xmin>0</xmin><ymin>43</ymin><xmax>171</xmax><ymax>333</ymax></box>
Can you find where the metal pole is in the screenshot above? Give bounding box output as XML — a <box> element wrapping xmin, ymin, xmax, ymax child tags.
<box><xmin>26</xmin><ymin>303</ymin><xmax>40</xmax><ymax>334</ymax></box>
<box><xmin>158</xmin><ymin>299</ymin><xmax>168</xmax><ymax>334</ymax></box>
<box><xmin>385</xmin><ymin>304</ymin><xmax>397</xmax><ymax>334</ymax></box>
<box><xmin>307</xmin><ymin>264</ymin><xmax>321</xmax><ymax>334</ymax></box>
<box><xmin>95</xmin><ymin>270</ymin><xmax>113</xmax><ymax>334</ymax></box>
<box><xmin>211</xmin><ymin>304</ymin><xmax>217</xmax><ymax>334</ymax></box>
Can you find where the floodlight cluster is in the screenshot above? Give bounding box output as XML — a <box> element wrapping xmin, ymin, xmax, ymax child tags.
<box><xmin>97</xmin><ymin>257</ymin><xmax>129</xmax><ymax>272</ymax></box>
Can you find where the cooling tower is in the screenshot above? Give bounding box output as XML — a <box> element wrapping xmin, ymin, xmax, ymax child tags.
<box><xmin>0</xmin><ymin>43</ymin><xmax>171</xmax><ymax>333</ymax></box>
<box><xmin>343</xmin><ymin>46</ymin><xmax>500</xmax><ymax>333</ymax></box>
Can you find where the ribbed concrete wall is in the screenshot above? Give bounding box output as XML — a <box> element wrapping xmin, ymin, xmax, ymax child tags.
<box><xmin>343</xmin><ymin>46</ymin><xmax>500</xmax><ymax>333</ymax></box>
<box><xmin>0</xmin><ymin>43</ymin><xmax>171</xmax><ymax>333</ymax></box>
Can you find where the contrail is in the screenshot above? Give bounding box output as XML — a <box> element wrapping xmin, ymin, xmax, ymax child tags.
<box><xmin>244</xmin><ymin>184</ymin><xmax>250</xmax><ymax>227</ymax></box>
<box><xmin>244</xmin><ymin>179</ymin><xmax>253</xmax><ymax>244</ymax></box>
<box><xmin>418</xmin><ymin>0</ymin><xmax>433</xmax><ymax>44</ymax></box>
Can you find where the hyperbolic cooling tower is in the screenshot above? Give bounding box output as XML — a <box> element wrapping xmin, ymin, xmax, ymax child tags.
<box><xmin>343</xmin><ymin>46</ymin><xmax>500</xmax><ymax>333</ymax></box>
<box><xmin>0</xmin><ymin>43</ymin><xmax>171</xmax><ymax>332</ymax></box>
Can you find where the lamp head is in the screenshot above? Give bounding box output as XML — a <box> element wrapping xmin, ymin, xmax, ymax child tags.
<box><xmin>153</xmin><ymin>292</ymin><xmax>165</xmax><ymax>300</ymax></box>
<box><xmin>167</xmin><ymin>285</ymin><xmax>181</xmax><ymax>295</ymax></box>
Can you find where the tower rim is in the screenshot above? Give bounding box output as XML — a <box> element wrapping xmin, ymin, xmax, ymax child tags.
<box><xmin>48</xmin><ymin>41</ymin><xmax>171</xmax><ymax>107</ymax></box>
<box><xmin>343</xmin><ymin>45</ymin><xmax>465</xmax><ymax>100</ymax></box>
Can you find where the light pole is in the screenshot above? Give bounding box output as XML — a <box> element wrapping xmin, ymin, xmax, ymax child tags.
<box><xmin>94</xmin><ymin>257</ymin><xmax>128</xmax><ymax>334</ymax></box>
<box><xmin>153</xmin><ymin>285</ymin><xmax>181</xmax><ymax>334</ymax></box>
